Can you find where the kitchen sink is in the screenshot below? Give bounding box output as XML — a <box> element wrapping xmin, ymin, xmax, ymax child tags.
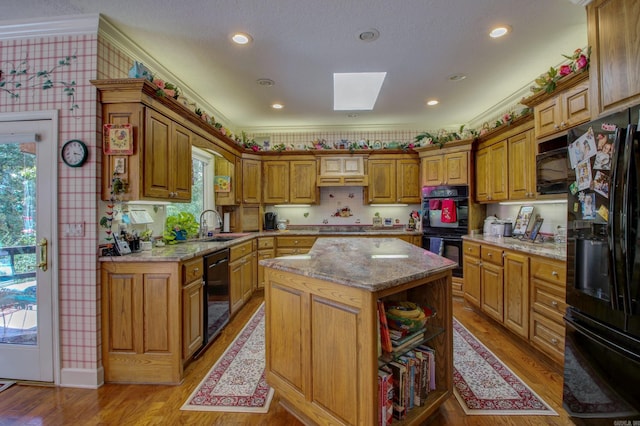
<box><xmin>202</xmin><ymin>233</ymin><xmax>249</xmax><ymax>242</ymax></box>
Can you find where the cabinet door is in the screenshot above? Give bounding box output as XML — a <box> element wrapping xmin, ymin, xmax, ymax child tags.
<box><xmin>257</xmin><ymin>249</ymin><xmax>275</xmax><ymax>289</ymax></box>
<box><xmin>290</xmin><ymin>160</ymin><xmax>317</xmax><ymax>204</ymax></box>
<box><xmin>535</xmin><ymin>97</ymin><xmax>562</xmax><ymax>140</ymax></box>
<box><xmin>504</xmin><ymin>252</ymin><xmax>529</xmax><ymax>339</ymax></box>
<box><xmin>443</xmin><ymin>152</ymin><xmax>468</xmax><ymax>185</ymax></box>
<box><xmin>564</xmin><ymin>81</ymin><xmax>591</xmax><ymax>127</ymax></box>
<box><xmin>263</xmin><ymin>161</ymin><xmax>290</xmax><ymax>204</ymax></box>
<box><xmin>396</xmin><ymin>159</ymin><xmax>421</xmax><ymax>203</ymax></box>
<box><xmin>242</xmin><ymin>158</ymin><xmax>262</xmax><ymax>204</ymax></box>
<box><xmin>588</xmin><ymin>0</ymin><xmax>640</xmax><ymax>115</ymax></box>
<box><xmin>481</xmin><ymin>262</ymin><xmax>504</xmax><ymax>322</ymax></box>
<box><xmin>421</xmin><ymin>155</ymin><xmax>444</xmax><ymax>186</ymax></box>
<box><xmin>489</xmin><ymin>141</ymin><xmax>508</xmax><ymax>201</ymax></box>
<box><xmin>241</xmin><ymin>252</ymin><xmax>256</xmax><ymax>302</ymax></box>
<box><xmin>182</xmin><ymin>279</ymin><xmax>204</xmax><ymax>359</ymax></box>
<box><xmin>229</xmin><ymin>258</ymin><xmax>244</xmax><ymax>314</ymax></box>
<box><xmin>475</xmin><ymin>148</ymin><xmax>490</xmax><ymax>202</ymax></box>
<box><xmin>463</xmin><ymin>254</ymin><xmax>481</xmax><ymax>308</ymax></box>
<box><xmin>144</xmin><ymin>109</ymin><xmax>172</xmax><ymax>199</ymax></box>
<box><xmin>508</xmin><ymin>130</ymin><xmax>535</xmax><ymax>200</ymax></box>
<box><xmin>368</xmin><ymin>160</ymin><xmax>396</xmax><ymax>203</ymax></box>
<box><xmin>172</xmin><ymin>122</ymin><xmax>192</xmax><ymax>201</ymax></box>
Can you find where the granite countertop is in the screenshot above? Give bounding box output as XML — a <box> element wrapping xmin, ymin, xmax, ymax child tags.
<box><xmin>462</xmin><ymin>234</ymin><xmax>566</xmax><ymax>261</ymax></box>
<box><xmin>259</xmin><ymin>237</ymin><xmax>456</xmax><ymax>292</ymax></box>
<box><xmin>98</xmin><ymin>227</ymin><xmax>421</xmax><ymax>263</ymax></box>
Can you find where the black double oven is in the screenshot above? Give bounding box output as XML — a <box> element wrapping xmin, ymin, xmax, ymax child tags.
<box><xmin>421</xmin><ymin>185</ymin><xmax>469</xmax><ymax>278</ymax></box>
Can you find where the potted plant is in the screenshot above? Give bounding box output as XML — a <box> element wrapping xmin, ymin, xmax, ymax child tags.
<box><xmin>163</xmin><ymin>212</ymin><xmax>199</xmax><ymax>244</ymax></box>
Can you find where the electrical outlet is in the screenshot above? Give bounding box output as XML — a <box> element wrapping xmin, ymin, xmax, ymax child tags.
<box><xmin>63</xmin><ymin>222</ymin><xmax>85</xmax><ymax>237</ymax></box>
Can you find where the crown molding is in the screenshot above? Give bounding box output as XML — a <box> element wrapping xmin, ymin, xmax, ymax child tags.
<box><xmin>0</xmin><ymin>14</ymin><xmax>99</xmax><ymax>40</ymax></box>
<box><xmin>98</xmin><ymin>15</ymin><xmax>232</xmax><ymax>130</ymax></box>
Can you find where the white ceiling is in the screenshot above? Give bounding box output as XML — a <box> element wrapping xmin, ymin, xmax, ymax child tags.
<box><xmin>1</xmin><ymin>0</ymin><xmax>587</xmax><ymax>133</ymax></box>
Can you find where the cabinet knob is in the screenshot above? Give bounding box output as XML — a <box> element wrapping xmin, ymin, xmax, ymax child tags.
<box><xmin>194</xmin><ymin>267</ymin><xmax>199</xmax><ymax>273</ymax></box>
<box><xmin>552</xmin><ymin>271</ymin><xmax>559</xmax><ymax>277</ymax></box>
<box><xmin>487</xmin><ymin>252</ymin><xmax>492</xmax><ymax>257</ymax></box>
<box><xmin>550</xmin><ymin>338</ymin><xmax>559</xmax><ymax>345</ymax></box>
<box><xmin>468</xmin><ymin>247</ymin><xmax>472</xmax><ymax>252</ymax></box>
<box><xmin>551</xmin><ymin>300</ymin><xmax>559</xmax><ymax>307</ymax></box>
<box><xmin>560</xmin><ymin>121</ymin><xmax>566</xmax><ymax>128</ymax></box>
<box><xmin>554</xmin><ymin>124</ymin><xmax>559</xmax><ymax>130</ymax></box>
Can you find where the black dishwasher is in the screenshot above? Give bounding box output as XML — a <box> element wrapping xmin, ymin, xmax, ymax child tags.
<box><xmin>197</xmin><ymin>249</ymin><xmax>230</xmax><ymax>357</ymax></box>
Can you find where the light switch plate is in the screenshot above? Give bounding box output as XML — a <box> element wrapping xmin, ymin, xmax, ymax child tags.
<box><xmin>63</xmin><ymin>222</ymin><xmax>85</xmax><ymax>237</ymax></box>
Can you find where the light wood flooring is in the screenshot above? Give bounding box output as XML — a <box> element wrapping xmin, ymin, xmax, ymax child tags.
<box><xmin>0</xmin><ymin>294</ymin><xmax>575</xmax><ymax>425</ymax></box>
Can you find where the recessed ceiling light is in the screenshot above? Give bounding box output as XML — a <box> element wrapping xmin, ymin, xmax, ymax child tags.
<box><xmin>333</xmin><ymin>72</ymin><xmax>386</xmax><ymax>110</ymax></box>
<box><xmin>427</xmin><ymin>99</ymin><xmax>439</xmax><ymax>106</ymax></box>
<box><xmin>358</xmin><ymin>28</ymin><xmax>380</xmax><ymax>42</ymax></box>
<box><xmin>257</xmin><ymin>78</ymin><xmax>274</xmax><ymax>87</ymax></box>
<box><xmin>231</xmin><ymin>32</ymin><xmax>253</xmax><ymax>45</ymax></box>
<box><xmin>448</xmin><ymin>73</ymin><xmax>467</xmax><ymax>81</ymax></box>
<box><xmin>489</xmin><ymin>26</ymin><xmax>510</xmax><ymax>38</ymax></box>
<box><xmin>272</xmin><ymin>103</ymin><xmax>283</xmax><ymax>109</ymax></box>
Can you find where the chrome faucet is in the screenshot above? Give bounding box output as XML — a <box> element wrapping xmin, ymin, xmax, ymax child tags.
<box><xmin>199</xmin><ymin>209</ymin><xmax>223</xmax><ymax>238</ymax></box>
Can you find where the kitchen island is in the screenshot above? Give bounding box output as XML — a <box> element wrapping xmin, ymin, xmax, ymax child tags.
<box><xmin>260</xmin><ymin>238</ymin><xmax>456</xmax><ymax>425</ymax></box>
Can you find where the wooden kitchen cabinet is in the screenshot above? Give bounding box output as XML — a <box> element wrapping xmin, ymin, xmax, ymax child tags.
<box><xmin>317</xmin><ymin>155</ymin><xmax>368</xmax><ymax>186</ymax></box>
<box><xmin>507</xmin><ymin>128</ymin><xmax>536</xmax><ymax>200</ymax></box>
<box><xmin>257</xmin><ymin>237</ymin><xmax>275</xmax><ymax>289</ymax></box>
<box><xmin>532</xmin><ymin>78</ymin><xmax>590</xmax><ymax>140</ymax></box>
<box><xmin>529</xmin><ymin>256</ymin><xmax>566</xmax><ymax>364</ymax></box>
<box><xmin>101</xmin><ymin>259</ymin><xmax>200</xmax><ymax>384</ymax></box>
<box><xmin>421</xmin><ymin>152</ymin><xmax>469</xmax><ymax>186</ymax></box>
<box><xmin>182</xmin><ymin>257</ymin><xmax>204</xmax><ymax>360</ymax></box>
<box><xmin>480</xmin><ymin>245</ymin><xmax>504</xmax><ymax>323</ymax></box>
<box><xmin>367</xmin><ymin>155</ymin><xmax>420</xmax><ymax>204</ymax></box>
<box><xmin>475</xmin><ymin>140</ymin><xmax>508</xmax><ymax>202</ymax></box>
<box><xmin>229</xmin><ymin>240</ymin><xmax>257</xmax><ymax>315</ymax></box>
<box><xmin>588</xmin><ymin>0</ymin><xmax>640</xmax><ymax>117</ymax></box>
<box><xmin>242</xmin><ymin>158</ymin><xmax>262</xmax><ymax>204</ymax></box>
<box><xmin>214</xmin><ymin>156</ymin><xmax>237</xmax><ymax>206</ymax></box>
<box><xmin>462</xmin><ymin>241</ymin><xmax>481</xmax><ymax>308</ymax></box>
<box><xmin>504</xmin><ymin>251</ymin><xmax>529</xmax><ymax>339</ymax></box>
<box><xmin>275</xmin><ymin>236</ymin><xmax>316</xmax><ymax>256</ymax></box>
<box><xmin>262</xmin><ymin>157</ymin><xmax>317</xmax><ymax>204</ymax></box>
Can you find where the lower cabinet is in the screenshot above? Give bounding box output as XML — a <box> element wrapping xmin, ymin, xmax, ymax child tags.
<box><xmin>230</xmin><ymin>240</ymin><xmax>257</xmax><ymax>315</ymax></box>
<box><xmin>257</xmin><ymin>236</ymin><xmax>275</xmax><ymax>289</ymax></box>
<box><xmin>275</xmin><ymin>236</ymin><xmax>316</xmax><ymax>256</ymax></box>
<box><xmin>462</xmin><ymin>239</ymin><xmax>566</xmax><ymax>365</ymax></box>
<box><xmin>101</xmin><ymin>257</ymin><xmax>203</xmax><ymax>384</ymax></box>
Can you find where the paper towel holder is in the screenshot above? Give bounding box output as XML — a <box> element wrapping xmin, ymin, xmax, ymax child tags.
<box><xmin>222</xmin><ymin>212</ymin><xmax>231</xmax><ymax>233</ymax></box>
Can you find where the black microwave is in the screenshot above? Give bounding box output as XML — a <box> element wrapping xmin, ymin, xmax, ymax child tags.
<box><xmin>536</xmin><ymin>147</ymin><xmax>569</xmax><ymax>194</ymax></box>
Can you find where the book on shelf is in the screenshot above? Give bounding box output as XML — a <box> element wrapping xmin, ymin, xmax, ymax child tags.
<box><xmin>415</xmin><ymin>345</ymin><xmax>436</xmax><ymax>391</ymax></box>
<box><xmin>388</xmin><ymin>361</ymin><xmax>407</xmax><ymax>420</ymax></box>
<box><xmin>398</xmin><ymin>354</ymin><xmax>416</xmax><ymax>410</ymax></box>
<box><xmin>378</xmin><ymin>366</ymin><xmax>393</xmax><ymax>425</ymax></box>
<box><xmin>391</xmin><ymin>331</ymin><xmax>425</xmax><ymax>354</ymax></box>
<box><xmin>390</xmin><ymin>327</ymin><xmax>426</xmax><ymax>347</ymax></box>
<box><xmin>410</xmin><ymin>348</ymin><xmax>429</xmax><ymax>406</ymax></box>
<box><xmin>377</xmin><ymin>300</ymin><xmax>393</xmax><ymax>354</ymax></box>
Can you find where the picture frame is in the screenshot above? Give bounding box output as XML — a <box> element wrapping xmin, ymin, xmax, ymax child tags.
<box><xmin>103</xmin><ymin>124</ymin><xmax>133</xmax><ymax>155</ymax></box>
<box><xmin>113</xmin><ymin>156</ymin><xmax>127</xmax><ymax>175</ymax></box>
<box><xmin>513</xmin><ymin>205</ymin><xmax>534</xmax><ymax>236</ymax></box>
<box><xmin>528</xmin><ymin>217</ymin><xmax>544</xmax><ymax>242</ymax></box>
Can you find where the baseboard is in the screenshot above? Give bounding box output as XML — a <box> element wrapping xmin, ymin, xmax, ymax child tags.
<box><xmin>59</xmin><ymin>367</ymin><xmax>104</xmax><ymax>389</ymax></box>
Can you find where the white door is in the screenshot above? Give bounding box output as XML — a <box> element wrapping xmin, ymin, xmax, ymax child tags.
<box><xmin>0</xmin><ymin>111</ymin><xmax>57</xmax><ymax>382</ymax></box>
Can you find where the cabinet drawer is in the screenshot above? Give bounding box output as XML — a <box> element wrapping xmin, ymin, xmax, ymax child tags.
<box><xmin>276</xmin><ymin>236</ymin><xmax>317</xmax><ymax>248</ymax></box>
<box><xmin>276</xmin><ymin>247</ymin><xmax>312</xmax><ymax>257</ymax></box>
<box><xmin>258</xmin><ymin>237</ymin><xmax>275</xmax><ymax>249</ymax></box>
<box><xmin>531</xmin><ymin>277</ymin><xmax>566</xmax><ymax>324</ymax></box>
<box><xmin>481</xmin><ymin>246</ymin><xmax>503</xmax><ymax>266</ymax></box>
<box><xmin>230</xmin><ymin>240</ymin><xmax>255</xmax><ymax>261</ymax></box>
<box><xmin>463</xmin><ymin>241</ymin><xmax>480</xmax><ymax>257</ymax></box>
<box><xmin>182</xmin><ymin>257</ymin><xmax>203</xmax><ymax>284</ymax></box>
<box><xmin>531</xmin><ymin>257</ymin><xmax>566</xmax><ymax>285</ymax></box>
<box><xmin>530</xmin><ymin>311</ymin><xmax>565</xmax><ymax>364</ymax></box>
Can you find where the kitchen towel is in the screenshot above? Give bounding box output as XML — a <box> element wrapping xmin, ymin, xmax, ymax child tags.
<box><xmin>441</xmin><ymin>199</ymin><xmax>457</xmax><ymax>223</ymax></box>
<box><xmin>429</xmin><ymin>237</ymin><xmax>444</xmax><ymax>256</ymax></box>
<box><xmin>429</xmin><ymin>199</ymin><xmax>441</xmax><ymax>210</ymax></box>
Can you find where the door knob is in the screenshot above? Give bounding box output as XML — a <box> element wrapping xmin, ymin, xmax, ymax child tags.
<box><xmin>37</xmin><ymin>238</ymin><xmax>48</xmax><ymax>272</ymax></box>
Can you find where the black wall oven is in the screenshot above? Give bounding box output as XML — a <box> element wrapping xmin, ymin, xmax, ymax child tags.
<box><xmin>421</xmin><ymin>185</ymin><xmax>469</xmax><ymax>277</ymax></box>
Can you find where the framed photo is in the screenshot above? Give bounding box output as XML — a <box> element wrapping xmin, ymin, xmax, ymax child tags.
<box><xmin>113</xmin><ymin>156</ymin><xmax>127</xmax><ymax>175</ymax></box>
<box><xmin>529</xmin><ymin>217</ymin><xmax>544</xmax><ymax>242</ymax></box>
<box><xmin>103</xmin><ymin>124</ymin><xmax>133</xmax><ymax>155</ymax></box>
<box><xmin>513</xmin><ymin>205</ymin><xmax>534</xmax><ymax>236</ymax></box>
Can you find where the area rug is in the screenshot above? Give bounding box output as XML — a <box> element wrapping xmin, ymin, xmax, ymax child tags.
<box><xmin>181</xmin><ymin>303</ymin><xmax>273</xmax><ymax>413</ymax></box>
<box><xmin>453</xmin><ymin>318</ymin><xmax>557</xmax><ymax>416</ymax></box>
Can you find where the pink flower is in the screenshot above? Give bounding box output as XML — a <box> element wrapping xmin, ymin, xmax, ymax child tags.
<box><xmin>503</xmin><ymin>113</ymin><xmax>512</xmax><ymax>123</ymax></box>
<box><xmin>559</xmin><ymin>64</ymin><xmax>572</xmax><ymax>76</ymax></box>
<box><xmin>163</xmin><ymin>89</ymin><xmax>175</xmax><ymax>98</ymax></box>
<box><xmin>153</xmin><ymin>79</ymin><xmax>165</xmax><ymax>89</ymax></box>
<box><xmin>251</xmin><ymin>145</ymin><xmax>260</xmax><ymax>152</ymax></box>
<box><xmin>575</xmin><ymin>55</ymin><xmax>588</xmax><ymax>70</ymax></box>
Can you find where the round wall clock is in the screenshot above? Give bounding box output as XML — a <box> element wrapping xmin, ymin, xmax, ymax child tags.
<box><xmin>61</xmin><ymin>139</ymin><xmax>88</xmax><ymax>167</ymax></box>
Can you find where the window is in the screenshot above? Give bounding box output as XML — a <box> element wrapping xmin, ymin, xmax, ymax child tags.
<box><xmin>166</xmin><ymin>147</ymin><xmax>215</xmax><ymax>218</ymax></box>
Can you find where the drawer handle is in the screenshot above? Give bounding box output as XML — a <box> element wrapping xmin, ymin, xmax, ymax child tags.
<box><xmin>551</xmin><ymin>271</ymin><xmax>559</xmax><ymax>277</ymax></box>
<box><xmin>193</xmin><ymin>267</ymin><xmax>200</xmax><ymax>273</ymax></box>
<box><xmin>551</xmin><ymin>300</ymin><xmax>558</xmax><ymax>307</ymax></box>
<box><xmin>487</xmin><ymin>252</ymin><xmax>492</xmax><ymax>257</ymax></box>
<box><xmin>468</xmin><ymin>247</ymin><xmax>472</xmax><ymax>252</ymax></box>
<box><xmin>550</xmin><ymin>338</ymin><xmax>559</xmax><ymax>346</ymax></box>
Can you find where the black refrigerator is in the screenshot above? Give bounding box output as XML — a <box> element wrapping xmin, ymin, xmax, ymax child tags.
<box><xmin>563</xmin><ymin>107</ymin><xmax>640</xmax><ymax>422</ymax></box>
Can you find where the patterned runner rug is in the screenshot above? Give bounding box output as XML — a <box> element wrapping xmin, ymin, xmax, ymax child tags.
<box><xmin>181</xmin><ymin>303</ymin><xmax>273</xmax><ymax>413</ymax></box>
<box><xmin>453</xmin><ymin>318</ymin><xmax>557</xmax><ymax>416</ymax></box>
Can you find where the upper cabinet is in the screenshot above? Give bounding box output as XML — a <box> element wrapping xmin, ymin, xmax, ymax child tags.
<box><xmin>588</xmin><ymin>0</ymin><xmax>640</xmax><ymax>117</ymax></box>
<box><xmin>214</xmin><ymin>155</ymin><xmax>238</xmax><ymax>206</ymax></box>
<box><xmin>366</xmin><ymin>154</ymin><xmax>420</xmax><ymax>204</ymax></box>
<box><xmin>533</xmin><ymin>77</ymin><xmax>590</xmax><ymax>140</ymax></box>
<box><xmin>241</xmin><ymin>157</ymin><xmax>262</xmax><ymax>204</ymax></box>
<box><xmin>417</xmin><ymin>139</ymin><xmax>473</xmax><ymax>187</ymax></box>
<box><xmin>262</xmin><ymin>155</ymin><xmax>317</xmax><ymax>204</ymax></box>
<box><xmin>317</xmin><ymin>155</ymin><xmax>368</xmax><ymax>186</ymax></box>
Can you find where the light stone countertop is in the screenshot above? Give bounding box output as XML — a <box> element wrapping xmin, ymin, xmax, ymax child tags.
<box><xmin>462</xmin><ymin>234</ymin><xmax>566</xmax><ymax>261</ymax></box>
<box><xmin>259</xmin><ymin>237</ymin><xmax>456</xmax><ymax>292</ymax></box>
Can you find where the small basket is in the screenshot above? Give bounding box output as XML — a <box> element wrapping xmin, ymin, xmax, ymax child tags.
<box><xmin>385</xmin><ymin>302</ymin><xmax>436</xmax><ymax>333</ymax></box>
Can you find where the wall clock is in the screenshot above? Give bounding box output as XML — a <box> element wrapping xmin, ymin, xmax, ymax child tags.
<box><xmin>61</xmin><ymin>139</ymin><xmax>88</xmax><ymax>167</ymax></box>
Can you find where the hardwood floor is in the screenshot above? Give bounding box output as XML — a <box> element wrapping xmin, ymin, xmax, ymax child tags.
<box><xmin>0</xmin><ymin>294</ymin><xmax>575</xmax><ymax>425</ymax></box>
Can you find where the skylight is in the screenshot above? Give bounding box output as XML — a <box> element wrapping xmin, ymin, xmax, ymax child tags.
<box><xmin>333</xmin><ymin>72</ymin><xmax>386</xmax><ymax>110</ymax></box>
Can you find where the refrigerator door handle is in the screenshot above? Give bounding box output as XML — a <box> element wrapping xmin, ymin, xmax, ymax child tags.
<box><xmin>620</xmin><ymin>125</ymin><xmax>638</xmax><ymax>315</ymax></box>
<box><xmin>608</xmin><ymin>127</ymin><xmax>626</xmax><ymax>311</ymax></box>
